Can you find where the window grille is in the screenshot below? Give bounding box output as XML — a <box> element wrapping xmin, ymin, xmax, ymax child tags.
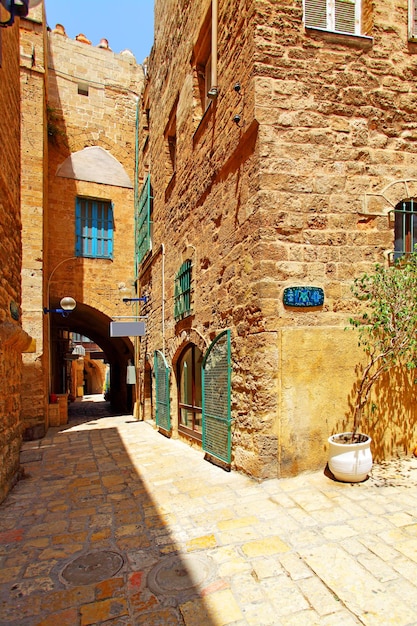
<box><xmin>394</xmin><ymin>198</ymin><xmax>417</xmax><ymax>260</ymax></box>
<box><xmin>304</xmin><ymin>0</ymin><xmax>360</xmax><ymax>35</ymax></box>
<box><xmin>75</xmin><ymin>197</ymin><xmax>113</xmax><ymax>259</ymax></box>
<box><xmin>174</xmin><ymin>260</ymin><xmax>193</xmax><ymax>321</ymax></box>
<box><xmin>136</xmin><ymin>174</ymin><xmax>152</xmax><ymax>269</ymax></box>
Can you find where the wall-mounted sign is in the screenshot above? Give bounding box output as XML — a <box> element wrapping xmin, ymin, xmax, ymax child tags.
<box><xmin>283</xmin><ymin>286</ymin><xmax>324</xmax><ymax>308</ymax></box>
<box><xmin>110</xmin><ymin>321</ymin><xmax>146</xmax><ymax>337</ymax></box>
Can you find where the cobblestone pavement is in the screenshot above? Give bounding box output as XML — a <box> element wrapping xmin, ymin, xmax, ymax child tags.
<box><xmin>2</xmin><ymin>396</ymin><xmax>417</xmax><ymax>625</ymax></box>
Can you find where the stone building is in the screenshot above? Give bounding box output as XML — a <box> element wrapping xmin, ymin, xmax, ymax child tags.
<box><xmin>19</xmin><ymin>2</ymin><xmax>144</xmax><ymax>437</ymax></box>
<box><xmin>0</xmin><ymin>4</ymin><xmax>32</xmax><ymax>503</ymax></box>
<box><xmin>136</xmin><ymin>0</ymin><xmax>417</xmax><ymax>479</ymax></box>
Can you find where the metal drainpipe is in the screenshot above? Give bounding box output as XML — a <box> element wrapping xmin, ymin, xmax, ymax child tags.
<box><xmin>161</xmin><ymin>243</ymin><xmax>165</xmax><ymax>355</ymax></box>
<box><xmin>211</xmin><ymin>0</ymin><xmax>218</xmax><ymax>91</ymax></box>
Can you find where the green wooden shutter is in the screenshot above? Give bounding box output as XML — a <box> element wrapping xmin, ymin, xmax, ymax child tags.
<box><xmin>154</xmin><ymin>350</ymin><xmax>171</xmax><ymax>432</ymax></box>
<box><xmin>202</xmin><ymin>330</ymin><xmax>232</xmax><ymax>464</ymax></box>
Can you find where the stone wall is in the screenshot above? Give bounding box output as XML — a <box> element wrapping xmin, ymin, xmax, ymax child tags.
<box><xmin>46</xmin><ymin>29</ymin><xmax>143</xmax><ymax>309</ymax></box>
<box><xmin>19</xmin><ymin>10</ymin><xmax>144</xmax><ymax>421</ymax></box>
<box><xmin>139</xmin><ymin>0</ymin><xmax>417</xmax><ymax>478</ymax></box>
<box><xmin>0</xmin><ymin>19</ymin><xmax>31</xmax><ymax>502</ymax></box>
<box><xmin>20</xmin><ymin>6</ymin><xmax>49</xmax><ymax>436</ymax></box>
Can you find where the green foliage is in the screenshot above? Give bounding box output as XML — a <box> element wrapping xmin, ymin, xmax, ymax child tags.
<box><xmin>349</xmin><ymin>250</ymin><xmax>417</xmax><ymax>433</ymax></box>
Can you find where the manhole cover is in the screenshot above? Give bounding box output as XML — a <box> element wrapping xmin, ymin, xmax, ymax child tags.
<box><xmin>147</xmin><ymin>553</ymin><xmax>215</xmax><ymax>597</ymax></box>
<box><xmin>60</xmin><ymin>551</ymin><xmax>124</xmax><ymax>585</ymax></box>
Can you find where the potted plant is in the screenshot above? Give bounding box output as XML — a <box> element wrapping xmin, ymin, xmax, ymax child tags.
<box><xmin>328</xmin><ymin>250</ymin><xmax>417</xmax><ymax>482</ymax></box>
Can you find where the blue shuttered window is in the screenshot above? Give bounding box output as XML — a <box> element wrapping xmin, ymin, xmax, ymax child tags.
<box><xmin>136</xmin><ymin>175</ymin><xmax>152</xmax><ymax>270</ymax></box>
<box><xmin>75</xmin><ymin>198</ymin><xmax>113</xmax><ymax>259</ymax></box>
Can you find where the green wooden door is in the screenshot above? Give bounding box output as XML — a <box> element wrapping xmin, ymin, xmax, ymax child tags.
<box><xmin>202</xmin><ymin>330</ymin><xmax>232</xmax><ymax>464</ymax></box>
<box><xmin>154</xmin><ymin>350</ymin><xmax>171</xmax><ymax>432</ymax></box>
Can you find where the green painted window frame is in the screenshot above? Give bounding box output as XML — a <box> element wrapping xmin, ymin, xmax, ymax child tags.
<box><xmin>174</xmin><ymin>259</ymin><xmax>193</xmax><ymax>321</ymax></box>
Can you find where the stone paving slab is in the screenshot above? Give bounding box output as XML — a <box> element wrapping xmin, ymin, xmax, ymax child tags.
<box><xmin>1</xmin><ymin>404</ymin><xmax>417</xmax><ymax>624</ymax></box>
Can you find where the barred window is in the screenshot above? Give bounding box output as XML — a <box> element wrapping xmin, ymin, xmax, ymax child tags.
<box><xmin>75</xmin><ymin>197</ymin><xmax>113</xmax><ymax>259</ymax></box>
<box><xmin>394</xmin><ymin>198</ymin><xmax>417</xmax><ymax>260</ymax></box>
<box><xmin>174</xmin><ymin>260</ymin><xmax>193</xmax><ymax>321</ymax></box>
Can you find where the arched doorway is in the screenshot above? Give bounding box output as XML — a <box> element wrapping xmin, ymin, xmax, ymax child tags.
<box><xmin>177</xmin><ymin>343</ymin><xmax>203</xmax><ymax>442</ymax></box>
<box><xmin>49</xmin><ymin>301</ymin><xmax>134</xmax><ymax>413</ymax></box>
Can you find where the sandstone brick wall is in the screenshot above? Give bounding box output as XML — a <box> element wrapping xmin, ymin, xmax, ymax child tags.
<box><xmin>0</xmin><ymin>22</ymin><xmax>29</xmax><ymax>502</ymax></box>
<box><xmin>139</xmin><ymin>0</ymin><xmax>417</xmax><ymax>478</ymax></box>
<box><xmin>46</xmin><ymin>31</ymin><xmax>143</xmax><ymax>314</ymax></box>
<box><xmin>18</xmin><ymin>10</ymin><xmax>144</xmax><ymax>422</ymax></box>
<box><xmin>20</xmin><ymin>9</ymin><xmax>49</xmax><ymax>433</ymax></box>
<box><xmin>44</xmin><ymin>31</ymin><xmax>143</xmax><ymax>410</ymax></box>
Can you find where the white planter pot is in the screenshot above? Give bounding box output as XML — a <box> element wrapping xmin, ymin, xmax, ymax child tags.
<box><xmin>328</xmin><ymin>433</ymin><xmax>373</xmax><ymax>483</ymax></box>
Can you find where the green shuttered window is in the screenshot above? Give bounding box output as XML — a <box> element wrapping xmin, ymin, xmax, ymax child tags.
<box><xmin>136</xmin><ymin>174</ymin><xmax>152</xmax><ymax>269</ymax></box>
<box><xmin>174</xmin><ymin>260</ymin><xmax>193</xmax><ymax>321</ymax></box>
<box><xmin>75</xmin><ymin>197</ymin><xmax>113</xmax><ymax>259</ymax></box>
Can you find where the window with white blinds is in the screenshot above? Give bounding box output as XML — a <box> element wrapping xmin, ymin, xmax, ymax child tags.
<box><xmin>304</xmin><ymin>0</ymin><xmax>361</xmax><ymax>35</ymax></box>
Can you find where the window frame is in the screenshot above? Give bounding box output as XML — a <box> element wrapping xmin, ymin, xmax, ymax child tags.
<box><xmin>192</xmin><ymin>5</ymin><xmax>213</xmax><ymax>123</ymax></box>
<box><xmin>177</xmin><ymin>343</ymin><xmax>203</xmax><ymax>441</ymax></box>
<box><xmin>75</xmin><ymin>197</ymin><xmax>113</xmax><ymax>260</ymax></box>
<box><xmin>409</xmin><ymin>0</ymin><xmax>417</xmax><ymax>40</ymax></box>
<box><xmin>394</xmin><ymin>198</ymin><xmax>417</xmax><ymax>261</ymax></box>
<box><xmin>174</xmin><ymin>259</ymin><xmax>193</xmax><ymax>321</ymax></box>
<box><xmin>304</xmin><ymin>0</ymin><xmax>362</xmax><ymax>36</ymax></box>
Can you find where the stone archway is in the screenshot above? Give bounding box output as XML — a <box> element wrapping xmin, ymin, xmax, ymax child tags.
<box><xmin>51</xmin><ymin>301</ymin><xmax>134</xmax><ymax>413</ymax></box>
<box><xmin>364</xmin><ymin>179</ymin><xmax>417</xmax><ymax>215</ymax></box>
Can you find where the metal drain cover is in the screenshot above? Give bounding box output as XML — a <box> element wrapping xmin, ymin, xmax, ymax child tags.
<box><xmin>61</xmin><ymin>551</ymin><xmax>124</xmax><ymax>585</ymax></box>
<box><xmin>147</xmin><ymin>553</ymin><xmax>215</xmax><ymax>597</ymax></box>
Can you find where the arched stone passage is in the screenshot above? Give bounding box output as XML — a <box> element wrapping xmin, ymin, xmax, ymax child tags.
<box><xmin>50</xmin><ymin>301</ymin><xmax>134</xmax><ymax>413</ymax></box>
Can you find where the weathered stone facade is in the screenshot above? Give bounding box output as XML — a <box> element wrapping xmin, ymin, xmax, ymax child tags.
<box><xmin>0</xmin><ymin>16</ymin><xmax>32</xmax><ymax>503</ymax></box>
<box><xmin>19</xmin><ymin>4</ymin><xmax>144</xmax><ymax>433</ymax></box>
<box><xmin>137</xmin><ymin>0</ymin><xmax>417</xmax><ymax>478</ymax></box>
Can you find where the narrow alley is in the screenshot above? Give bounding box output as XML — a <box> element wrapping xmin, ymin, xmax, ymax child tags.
<box><xmin>1</xmin><ymin>396</ymin><xmax>417</xmax><ymax>625</ymax></box>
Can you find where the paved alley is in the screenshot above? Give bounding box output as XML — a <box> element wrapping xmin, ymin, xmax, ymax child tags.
<box><xmin>1</xmin><ymin>397</ymin><xmax>417</xmax><ymax>625</ymax></box>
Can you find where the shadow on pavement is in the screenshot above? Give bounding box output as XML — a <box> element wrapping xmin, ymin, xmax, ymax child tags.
<box><xmin>0</xmin><ymin>401</ymin><xmax>218</xmax><ymax>625</ymax></box>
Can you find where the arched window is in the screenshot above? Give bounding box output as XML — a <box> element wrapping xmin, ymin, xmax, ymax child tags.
<box><xmin>394</xmin><ymin>198</ymin><xmax>417</xmax><ymax>260</ymax></box>
<box><xmin>177</xmin><ymin>343</ymin><xmax>203</xmax><ymax>441</ymax></box>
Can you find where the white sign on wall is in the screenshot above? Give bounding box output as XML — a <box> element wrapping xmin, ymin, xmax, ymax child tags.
<box><xmin>110</xmin><ymin>321</ymin><xmax>146</xmax><ymax>337</ymax></box>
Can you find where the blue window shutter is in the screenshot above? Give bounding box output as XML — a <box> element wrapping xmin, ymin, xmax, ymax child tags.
<box><xmin>75</xmin><ymin>198</ymin><xmax>82</xmax><ymax>256</ymax></box>
<box><xmin>75</xmin><ymin>197</ymin><xmax>113</xmax><ymax>259</ymax></box>
<box><xmin>108</xmin><ymin>202</ymin><xmax>114</xmax><ymax>258</ymax></box>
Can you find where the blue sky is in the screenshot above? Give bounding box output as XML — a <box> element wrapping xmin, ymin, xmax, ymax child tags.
<box><xmin>44</xmin><ymin>0</ymin><xmax>154</xmax><ymax>64</ymax></box>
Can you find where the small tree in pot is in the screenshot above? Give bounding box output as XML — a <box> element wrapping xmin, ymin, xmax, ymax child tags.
<box><xmin>328</xmin><ymin>250</ymin><xmax>417</xmax><ymax>482</ymax></box>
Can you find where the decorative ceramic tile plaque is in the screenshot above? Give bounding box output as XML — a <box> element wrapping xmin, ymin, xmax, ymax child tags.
<box><xmin>283</xmin><ymin>286</ymin><xmax>324</xmax><ymax>308</ymax></box>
